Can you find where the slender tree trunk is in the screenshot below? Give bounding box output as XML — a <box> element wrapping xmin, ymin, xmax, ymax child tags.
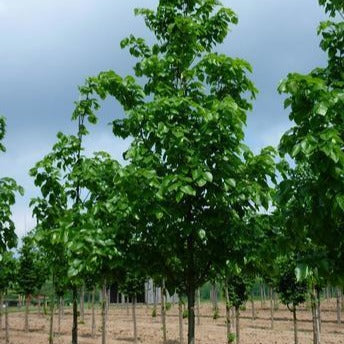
<box><xmin>311</xmin><ymin>288</ymin><xmax>321</xmax><ymax>344</ymax></box>
<box><xmin>235</xmin><ymin>306</ymin><xmax>240</xmax><ymax>344</ymax></box>
<box><xmin>101</xmin><ymin>282</ymin><xmax>107</xmax><ymax>344</ymax></box>
<box><xmin>5</xmin><ymin>298</ymin><xmax>9</xmax><ymax>344</ymax></box>
<box><xmin>316</xmin><ymin>288</ymin><xmax>321</xmax><ymax>333</ymax></box>
<box><xmin>161</xmin><ymin>281</ymin><xmax>167</xmax><ymax>344</ymax></box>
<box><xmin>196</xmin><ymin>288</ymin><xmax>200</xmax><ymax>326</ymax></box>
<box><xmin>132</xmin><ymin>294</ymin><xmax>138</xmax><ymax>344</ymax></box>
<box><xmin>38</xmin><ymin>297</ymin><xmax>42</xmax><ymax>316</ymax></box>
<box><xmin>293</xmin><ymin>306</ymin><xmax>298</xmax><ymax>344</ymax></box>
<box><xmin>336</xmin><ymin>287</ymin><xmax>341</xmax><ymax>324</ymax></box>
<box><xmin>270</xmin><ymin>288</ymin><xmax>274</xmax><ymax>330</ymax></box>
<box><xmin>225</xmin><ymin>287</ymin><xmax>232</xmax><ymax>344</ymax></box>
<box><xmin>91</xmin><ymin>288</ymin><xmax>96</xmax><ymax>338</ymax></box>
<box><xmin>0</xmin><ymin>291</ymin><xmax>3</xmax><ymax>330</ymax></box>
<box><xmin>178</xmin><ymin>298</ymin><xmax>184</xmax><ymax>344</ymax></box>
<box><xmin>187</xmin><ymin>285</ymin><xmax>196</xmax><ymax>344</ymax></box>
<box><xmin>24</xmin><ymin>294</ymin><xmax>30</xmax><ymax>332</ymax></box>
<box><xmin>153</xmin><ymin>285</ymin><xmax>157</xmax><ymax>319</ymax></box>
<box><xmin>126</xmin><ymin>296</ymin><xmax>130</xmax><ymax>316</ymax></box>
<box><xmin>72</xmin><ymin>287</ymin><xmax>78</xmax><ymax>344</ymax></box>
<box><xmin>58</xmin><ymin>296</ymin><xmax>62</xmax><ymax>336</ymax></box>
<box><xmin>260</xmin><ymin>285</ymin><xmax>264</xmax><ymax>308</ymax></box>
<box><xmin>250</xmin><ymin>291</ymin><xmax>255</xmax><ymax>321</ymax></box>
<box><xmin>80</xmin><ymin>286</ymin><xmax>85</xmax><ymax>323</ymax></box>
<box><xmin>49</xmin><ymin>292</ymin><xmax>54</xmax><ymax>344</ymax></box>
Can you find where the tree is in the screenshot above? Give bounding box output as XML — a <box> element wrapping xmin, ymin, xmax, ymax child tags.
<box><xmin>278</xmin><ymin>0</ymin><xmax>344</xmax><ymax>276</ymax></box>
<box><xmin>30</xmin><ymin>82</ymin><xmax>100</xmax><ymax>344</ymax></box>
<box><xmin>275</xmin><ymin>256</ymin><xmax>308</xmax><ymax>344</ymax></box>
<box><xmin>17</xmin><ymin>234</ymin><xmax>48</xmax><ymax>332</ymax></box>
<box><xmin>0</xmin><ymin>116</ymin><xmax>24</xmax><ymax>253</ymax></box>
<box><xmin>277</xmin><ymin>2</ymin><xmax>343</xmax><ymax>342</ymax></box>
<box><xmin>83</xmin><ymin>1</ymin><xmax>276</xmax><ymax>343</ymax></box>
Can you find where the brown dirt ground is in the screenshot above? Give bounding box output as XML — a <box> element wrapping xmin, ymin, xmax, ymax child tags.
<box><xmin>1</xmin><ymin>300</ymin><xmax>344</xmax><ymax>344</ymax></box>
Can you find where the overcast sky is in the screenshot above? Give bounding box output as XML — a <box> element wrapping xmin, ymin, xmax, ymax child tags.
<box><xmin>0</xmin><ymin>0</ymin><xmax>327</xmax><ymax>239</ymax></box>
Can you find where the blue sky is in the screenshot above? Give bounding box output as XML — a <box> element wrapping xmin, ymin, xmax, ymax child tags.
<box><xmin>0</xmin><ymin>0</ymin><xmax>327</xmax><ymax>238</ymax></box>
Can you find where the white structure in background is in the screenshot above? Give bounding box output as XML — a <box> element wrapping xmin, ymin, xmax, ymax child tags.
<box><xmin>145</xmin><ymin>279</ymin><xmax>179</xmax><ymax>304</ymax></box>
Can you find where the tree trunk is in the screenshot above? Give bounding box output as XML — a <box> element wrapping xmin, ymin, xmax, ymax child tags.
<box><xmin>311</xmin><ymin>288</ymin><xmax>320</xmax><ymax>344</ymax></box>
<box><xmin>293</xmin><ymin>306</ymin><xmax>298</xmax><ymax>344</ymax></box>
<box><xmin>126</xmin><ymin>296</ymin><xmax>129</xmax><ymax>316</ymax></box>
<box><xmin>58</xmin><ymin>296</ymin><xmax>62</xmax><ymax>336</ymax></box>
<box><xmin>72</xmin><ymin>287</ymin><xmax>78</xmax><ymax>344</ymax></box>
<box><xmin>24</xmin><ymin>294</ymin><xmax>30</xmax><ymax>332</ymax></box>
<box><xmin>250</xmin><ymin>292</ymin><xmax>255</xmax><ymax>321</ymax></box>
<box><xmin>91</xmin><ymin>288</ymin><xmax>96</xmax><ymax>338</ymax></box>
<box><xmin>336</xmin><ymin>287</ymin><xmax>341</xmax><ymax>324</ymax></box>
<box><xmin>5</xmin><ymin>299</ymin><xmax>9</xmax><ymax>344</ymax></box>
<box><xmin>235</xmin><ymin>306</ymin><xmax>240</xmax><ymax>344</ymax></box>
<box><xmin>132</xmin><ymin>294</ymin><xmax>138</xmax><ymax>344</ymax></box>
<box><xmin>153</xmin><ymin>285</ymin><xmax>157</xmax><ymax>320</ymax></box>
<box><xmin>49</xmin><ymin>292</ymin><xmax>54</xmax><ymax>344</ymax></box>
<box><xmin>260</xmin><ymin>285</ymin><xmax>264</xmax><ymax>308</ymax></box>
<box><xmin>38</xmin><ymin>297</ymin><xmax>42</xmax><ymax>316</ymax></box>
<box><xmin>0</xmin><ymin>291</ymin><xmax>3</xmax><ymax>330</ymax></box>
<box><xmin>225</xmin><ymin>287</ymin><xmax>232</xmax><ymax>344</ymax></box>
<box><xmin>80</xmin><ymin>286</ymin><xmax>85</xmax><ymax>323</ymax></box>
<box><xmin>178</xmin><ymin>298</ymin><xmax>184</xmax><ymax>344</ymax></box>
<box><xmin>161</xmin><ymin>281</ymin><xmax>167</xmax><ymax>344</ymax></box>
<box><xmin>187</xmin><ymin>285</ymin><xmax>196</xmax><ymax>344</ymax></box>
<box><xmin>316</xmin><ymin>288</ymin><xmax>321</xmax><ymax>333</ymax></box>
<box><xmin>270</xmin><ymin>288</ymin><xmax>274</xmax><ymax>330</ymax></box>
<box><xmin>101</xmin><ymin>282</ymin><xmax>107</xmax><ymax>344</ymax></box>
<box><xmin>196</xmin><ymin>288</ymin><xmax>201</xmax><ymax>326</ymax></box>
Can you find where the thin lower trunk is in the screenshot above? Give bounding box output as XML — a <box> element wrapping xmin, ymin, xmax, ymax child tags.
<box><xmin>316</xmin><ymin>289</ymin><xmax>321</xmax><ymax>333</ymax></box>
<box><xmin>161</xmin><ymin>281</ymin><xmax>167</xmax><ymax>344</ymax></box>
<box><xmin>336</xmin><ymin>287</ymin><xmax>341</xmax><ymax>324</ymax></box>
<box><xmin>260</xmin><ymin>285</ymin><xmax>264</xmax><ymax>308</ymax></box>
<box><xmin>49</xmin><ymin>292</ymin><xmax>54</xmax><ymax>344</ymax></box>
<box><xmin>126</xmin><ymin>296</ymin><xmax>129</xmax><ymax>316</ymax></box>
<box><xmin>80</xmin><ymin>286</ymin><xmax>85</xmax><ymax>323</ymax></box>
<box><xmin>250</xmin><ymin>292</ymin><xmax>255</xmax><ymax>321</ymax></box>
<box><xmin>39</xmin><ymin>297</ymin><xmax>42</xmax><ymax>316</ymax></box>
<box><xmin>101</xmin><ymin>282</ymin><xmax>107</xmax><ymax>344</ymax></box>
<box><xmin>91</xmin><ymin>288</ymin><xmax>96</xmax><ymax>338</ymax></box>
<box><xmin>58</xmin><ymin>297</ymin><xmax>62</xmax><ymax>336</ymax></box>
<box><xmin>132</xmin><ymin>294</ymin><xmax>137</xmax><ymax>344</ymax></box>
<box><xmin>225</xmin><ymin>287</ymin><xmax>232</xmax><ymax>344</ymax></box>
<box><xmin>293</xmin><ymin>306</ymin><xmax>298</xmax><ymax>344</ymax></box>
<box><xmin>5</xmin><ymin>298</ymin><xmax>9</xmax><ymax>344</ymax></box>
<box><xmin>24</xmin><ymin>294</ymin><xmax>30</xmax><ymax>332</ymax></box>
<box><xmin>72</xmin><ymin>287</ymin><xmax>78</xmax><ymax>344</ymax></box>
<box><xmin>235</xmin><ymin>306</ymin><xmax>240</xmax><ymax>344</ymax></box>
<box><xmin>270</xmin><ymin>288</ymin><xmax>274</xmax><ymax>330</ymax></box>
<box><xmin>187</xmin><ymin>286</ymin><xmax>195</xmax><ymax>344</ymax></box>
<box><xmin>196</xmin><ymin>289</ymin><xmax>200</xmax><ymax>326</ymax></box>
<box><xmin>311</xmin><ymin>288</ymin><xmax>320</xmax><ymax>344</ymax></box>
<box><xmin>153</xmin><ymin>286</ymin><xmax>157</xmax><ymax>319</ymax></box>
<box><xmin>178</xmin><ymin>298</ymin><xmax>184</xmax><ymax>344</ymax></box>
<box><xmin>0</xmin><ymin>291</ymin><xmax>3</xmax><ymax>330</ymax></box>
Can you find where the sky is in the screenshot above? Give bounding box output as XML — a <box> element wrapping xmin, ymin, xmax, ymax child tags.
<box><xmin>0</xmin><ymin>0</ymin><xmax>327</xmax><ymax>239</ymax></box>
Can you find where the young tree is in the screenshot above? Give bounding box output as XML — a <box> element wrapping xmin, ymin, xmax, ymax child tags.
<box><xmin>0</xmin><ymin>251</ymin><xmax>17</xmax><ymax>340</ymax></box>
<box><xmin>275</xmin><ymin>256</ymin><xmax>308</xmax><ymax>344</ymax></box>
<box><xmin>83</xmin><ymin>1</ymin><xmax>276</xmax><ymax>343</ymax></box>
<box><xmin>17</xmin><ymin>235</ymin><xmax>48</xmax><ymax>332</ymax></box>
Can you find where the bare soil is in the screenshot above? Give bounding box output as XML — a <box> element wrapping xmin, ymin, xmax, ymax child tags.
<box><xmin>1</xmin><ymin>300</ymin><xmax>344</xmax><ymax>344</ymax></box>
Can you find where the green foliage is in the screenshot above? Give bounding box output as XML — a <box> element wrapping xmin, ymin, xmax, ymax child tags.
<box><xmin>277</xmin><ymin>0</ymin><xmax>344</xmax><ymax>280</ymax></box>
<box><xmin>0</xmin><ymin>116</ymin><xmax>24</xmax><ymax>253</ymax></box>
<box><xmin>0</xmin><ymin>251</ymin><xmax>17</xmax><ymax>292</ymax></box>
<box><xmin>17</xmin><ymin>235</ymin><xmax>48</xmax><ymax>297</ymax></box>
<box><xmin>227</xmin><ymin>333</ymin><xmax>235</xmax><ymax>344</ymax></box>
<box><xmin>151</xmin><ymin>307</ymin><xmax>157</xmax><ymax>317</ymax></box>
<box><xmin>212</xmin><ymin>307</ymin><xmax>219</xmax><ymax>320</ymax></box>
<box><xmin>85</xmin><ymin>0</ymin><xmax>276</xmax><ymax>309</ymax></box>
<box><xmin>275</xmin><ymin>256</ymin><xmax>307</xmax><ymax>310</ymax></box>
